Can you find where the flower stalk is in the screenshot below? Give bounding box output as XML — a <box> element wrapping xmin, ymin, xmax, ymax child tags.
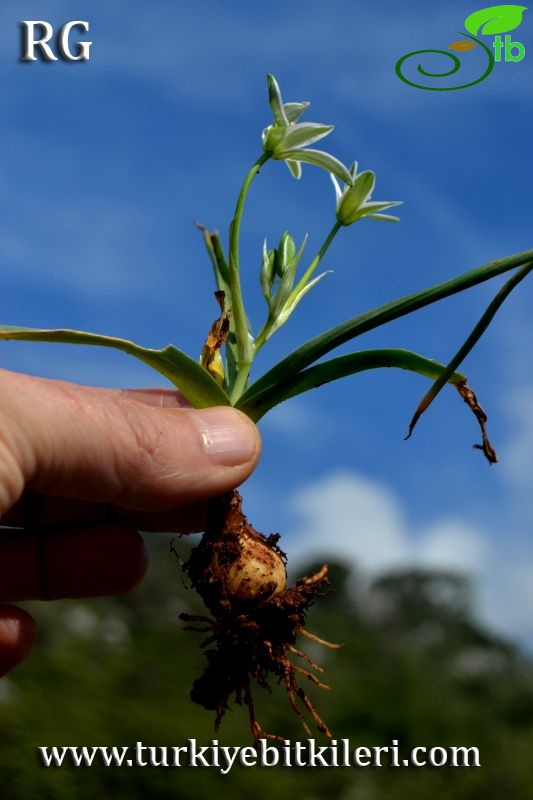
<box><xmin>229</xmin><ymin>152</ymin><xmax>270</xmax><ymax>375</ymax></box>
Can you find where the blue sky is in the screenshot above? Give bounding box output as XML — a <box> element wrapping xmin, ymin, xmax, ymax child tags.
<box><xmin>1</xmin><ymin>1</ymin><xmax>533</xmax><ymax>644</ymax></box>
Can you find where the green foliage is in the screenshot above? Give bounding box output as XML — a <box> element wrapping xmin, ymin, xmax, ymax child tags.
<box><xmin>1</xmin><ymin>76</ymin><xmax>532</xmax><ymax>439</ymax></box>
<box><xmin>242</xmin><ymin>247</ymin><xmax>533</xmax><ymax>412</ymax></box>
<box><xmin>238</xmin><ymin>349</ymin><xmax>467</xmax><ymax>422</ymax></box>
<box><xmin>0</xmin><ymin>326</ymin><xmax>229</xmax><ymax>408</ymax></box>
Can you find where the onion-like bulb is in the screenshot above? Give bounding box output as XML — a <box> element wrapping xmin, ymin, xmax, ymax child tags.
<box><xmin>225</xmin><ymin>532</ymin><xmax>286</xmax><ymax>602</ymax></box>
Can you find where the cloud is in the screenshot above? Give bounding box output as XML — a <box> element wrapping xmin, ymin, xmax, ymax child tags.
<box><xmin>286</xmin><ymin>469</ymin><xmax>532</xmax><ymax>646</ymax></box>
<box><xmin>288</xmin><ymin>471</ymin><xmax>409</xmax><ymax>572</ymax></box>
<box><xmin>480</xmin><ymin>561</ymin><xmax>533</xmax><ymax>644</ymax></box>
<box><xmin>288</xmin><ymin>470</ymin><xmax>487</xmax><ymax>575</ymax></box>
<box><xmin>499</xmin><ymin>387</ymin><xmax>533</xmax><ymax>489</ymax></box>
<box><xmin>417</xmin><ymin>519</ymin><xmax>489</xmax><ymax>573</ymax></box>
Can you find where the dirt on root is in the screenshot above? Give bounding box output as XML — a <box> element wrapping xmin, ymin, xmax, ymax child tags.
<box><xmin>180</xmin><ymin>490</ymin><xmax>339</xmax><ymax>741</ymax></box>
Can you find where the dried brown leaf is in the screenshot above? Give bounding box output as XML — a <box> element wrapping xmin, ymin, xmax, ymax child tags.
<box><xmin>201</xmin><ymin>290</ymin><xmax>230</xmax><ymax>386</ymax></box>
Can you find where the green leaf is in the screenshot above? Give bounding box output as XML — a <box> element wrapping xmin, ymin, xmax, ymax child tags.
<box><xmin>464</xmin><ymin>4</ymin><xmax>527</xmax><ymax>35</ymax></box>
<box><xmin>238</xmin><ymin>349</ymin><xmax>466</xmax><ymax>421</ymax></box>
<box><xmin>197</xmin><ymin>224</ymin><xmax>231</xmax><ymax>294</ymax></box>
<box><xmin>407</xmin><ymin>261</ymin><xmax>533</xmax><ymax>439</ymax></box>
<box><xmin>242</xmin><ymin>248</ymin><xmax>533</xmax><ymax>404</ymax></box>
<box><xmin>0</xmin><ymin>326</ymin><xmax>230</xmax><ymax>408</ymax></box>
<box><xmin>276</xmin><ymin>148</ymin><xmax>353</xmax><ymax>184</ymax></box>
<box><xmin>279</xmin><ymin>122</ymin><xmax>334</xmax><ymax>151</ymax></box>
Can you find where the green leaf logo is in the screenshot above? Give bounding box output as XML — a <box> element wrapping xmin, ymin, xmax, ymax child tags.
<box><xmin>464</xmin><ymin>4</ymin><xmax>527</xmax><ymax>36</ymax></box>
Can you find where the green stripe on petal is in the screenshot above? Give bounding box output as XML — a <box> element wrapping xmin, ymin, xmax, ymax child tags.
<box><xmin>276</xmin><ymin>148</ymin><xmax>352</xmax><ymax>184</ymax></box>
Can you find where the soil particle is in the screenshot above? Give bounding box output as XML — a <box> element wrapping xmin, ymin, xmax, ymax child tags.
<box><xmin>180</xmin><ymin>490</ymin><xmax>339</xmax><ymax>740</ymax></box>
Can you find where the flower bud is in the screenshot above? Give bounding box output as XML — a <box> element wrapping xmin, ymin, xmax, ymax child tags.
<box><xmin>260</xmin><ymin>240</ymin><xmax>276</xmax><ymax>301</ymax></box>
<box><xmin>275</xmin><ymin>231</ymin><xmax>296</xmax><ymax>277</ymax></box>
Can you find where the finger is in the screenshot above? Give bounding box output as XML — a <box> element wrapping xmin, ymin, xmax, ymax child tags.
<box><xmin>0</xmin><ymin>370</ymin><xmax>261</xmax><ymax>516</ymax></box>
<box><xmin>2</xmin><ymin>491</ymin><xmax>208</xmax><ymax>533</ymax></box>
<box><xmin>0</xmin><ymin>525</ymin><xmax>149</xmax><ymax>602</ymax></box>
<box><xmin>117</xmin><ymin>388</ymin><xmax>192</xmax><ymax>408</ymax></box>
<box><xmin>1</xmin><ymin>493</ymin><xmax>112</xmax><ymax>528</ymax></box>
<box><xmin>111</xmin><ymin>503</ymin><xmax>209</xmax><ymax>533</ymax></box>
<box><xmin>0</xmin><ymin>606</ymin><xmax>36</xmax><ymax>676</ymax></box>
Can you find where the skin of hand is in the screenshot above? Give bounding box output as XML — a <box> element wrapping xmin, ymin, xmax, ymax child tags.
<box><xmin>0</xmin><ymin>367</ymin><xmax>261</xmax><ymax>677</ymax></box>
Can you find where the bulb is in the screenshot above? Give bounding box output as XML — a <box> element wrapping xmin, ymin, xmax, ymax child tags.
<box><xmin>225</xmin><ymin>533</ymin><xmax>286</xmax><ymax>602</ymax></box>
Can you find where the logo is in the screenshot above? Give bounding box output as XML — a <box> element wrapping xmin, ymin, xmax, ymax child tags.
<box><xmin>20</xmin><ymin>21</ymin><xmax>92</xmax><ymax>62</ymax></box>
<box><xmin>396</xmin><ymin>5</ymin><xmax>527</xmax><ymax>90</ymax></box>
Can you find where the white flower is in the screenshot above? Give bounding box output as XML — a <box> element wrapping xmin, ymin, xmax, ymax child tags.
<box><xmin>332</xmin><ymin>163</ymin><xmax>402</xmax><ymax>225</ymax></box>
<box><xmin>262</xmin><ymin>74</ymin><xmax>352</xmax><ymax>185</ymax></box>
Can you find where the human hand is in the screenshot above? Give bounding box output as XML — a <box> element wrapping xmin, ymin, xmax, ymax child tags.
<box><xmin>0</xmin><ymin>368</ymin><xmax>261</xmax><ymax>676</ymax></box>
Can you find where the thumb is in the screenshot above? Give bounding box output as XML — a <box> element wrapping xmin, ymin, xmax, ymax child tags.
<box><xmin>0</xmin><ymin>370</ymin><xmax>261</xmax><ymax>515</ymax></box>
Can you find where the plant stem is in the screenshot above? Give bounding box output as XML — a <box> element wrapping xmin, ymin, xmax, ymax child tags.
<box><xmin>291</xmin><ymin>220</ymin><xmax>341</xmax><ymax>299</ymax></box>
<box><xmin>228</xmin><ymin>152</ymin><xmax>270</xmax><ymax>386</ymax></box>
<box><xmin>230</xmin><ymin>360</ymin><xmax>253</xmax><ymax>403</ymax></box>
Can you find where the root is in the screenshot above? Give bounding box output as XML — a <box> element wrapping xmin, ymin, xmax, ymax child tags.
<box><xmin>300</xmin><ymin>628</ymin><xmax>342</xmax><ymax>649</ymax></box>
<box><xmin>296</xmin><ymin>683</ymin><xmax>333</xmax><ymax>738</ymax></box>
<box><xmin>179</xmin><ymin>490</ymin><xmax>339</xmax><ymax>740</ymax></box>
<box><xmin>289</xmin><ymin>645</ymin><xmax>324</xmax><ymax>672</ymax></box>
<box><xmin>290</xmin><ymin>662</ymin><xmax>331</xmax><ymax>690</ymax></box>
<box><xmin>284</xmin><ymin>669</ymin><xmax>313</xmax><ymax>737</ymax></box>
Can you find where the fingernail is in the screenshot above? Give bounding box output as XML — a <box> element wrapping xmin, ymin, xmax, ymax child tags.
<box><xmin>193</xmin><ymin>408</ymin><xmax>259</xmax><ymax>467</ymax></box>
